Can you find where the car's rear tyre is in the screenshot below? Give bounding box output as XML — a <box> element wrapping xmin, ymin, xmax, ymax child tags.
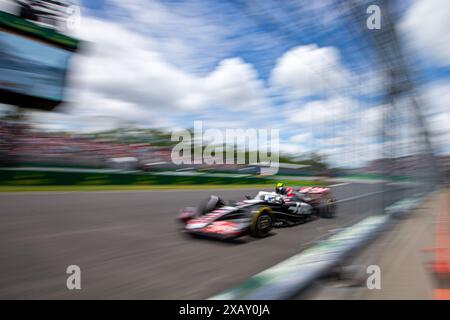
<box><xmin>197</xmin><ymin>195</ymin><xmax>225</xmax><ymax>215</ymax></box>
<box><xmin>321</xmin><ymin>198</ymin><xmax>337</xmax><ymax>218</ymax></box>
<box><xmin>250</xmin><ymin>208</ymin><xmax>273</xmax><ymax>238</ymax></box>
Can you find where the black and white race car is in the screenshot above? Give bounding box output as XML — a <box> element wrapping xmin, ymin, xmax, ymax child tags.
<box><xmin>176</xmin><ymin>186</ymin><xmax>337</xmax><ymax>240</ymax></box>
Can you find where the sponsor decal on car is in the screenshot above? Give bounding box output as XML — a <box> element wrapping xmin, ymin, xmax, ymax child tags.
<box><xmin>201</xmin><ymin>221</ymin><xmax>240</xmax><ymax>235</ymax></box>
<box><xmin>186</xmin><ymin>212</ymin><xmax>223</xmax><ymax>229</ymax></box>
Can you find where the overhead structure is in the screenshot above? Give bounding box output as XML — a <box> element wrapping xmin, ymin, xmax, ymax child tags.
<box><xmin>0</xmin><ymin>6</ymin><xmax>80</xmax><ymax>111</ymax></box>
<box><xmin>346</xmin><ymin>0</ymin><xmax>440</xmax><ymax>196</ymax></box>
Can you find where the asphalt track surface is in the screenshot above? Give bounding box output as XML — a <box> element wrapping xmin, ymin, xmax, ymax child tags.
<box><xmin>0</xmin><ymin>183</ymin><xmax>409</xmax><ymax>299</ymax></box>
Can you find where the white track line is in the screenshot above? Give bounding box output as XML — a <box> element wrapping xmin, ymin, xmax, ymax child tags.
<box><xmin>328</xmin><ymin>183</ymin><xmax>350</xmax><ymax>187</ymax></box>
<box><xmin>336</xmin><ymin>190</ymin><xmax>386</xmax><ymax>203</ymax></box>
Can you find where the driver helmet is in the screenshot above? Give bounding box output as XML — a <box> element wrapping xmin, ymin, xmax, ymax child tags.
<box><xmin>275</xmin><ymin>182</ymin><xmax>286</xmax><ymax>194</ymax></box>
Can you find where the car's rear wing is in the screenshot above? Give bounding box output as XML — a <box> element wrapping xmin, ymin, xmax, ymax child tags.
<box><xmin>299</xmin><ymin>187</ymin><xmax>331</xmax><ymax>200</ymax></box>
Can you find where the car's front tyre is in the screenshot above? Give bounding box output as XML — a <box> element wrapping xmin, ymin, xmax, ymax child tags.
<box><xmin>197</xmin><ymin>195</ymin><xmax>225</xmax><ymax>215</ymax></box>
<box><xmin>250</xmin><ymin>208</ymin><xmax>274</xmax><ymax>237</ymax></box>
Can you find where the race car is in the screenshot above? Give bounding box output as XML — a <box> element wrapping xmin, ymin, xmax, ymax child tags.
<box><xmin>176</xmin><ymin>184</ymin><xmax>337</xmax><ymax>240</ymax></box>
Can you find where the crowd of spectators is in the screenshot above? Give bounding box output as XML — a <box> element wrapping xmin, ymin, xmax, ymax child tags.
<box><xmin>0</xmin><ymin>121</ymin><xmax>172</xmax><ymax>169</ymax></box>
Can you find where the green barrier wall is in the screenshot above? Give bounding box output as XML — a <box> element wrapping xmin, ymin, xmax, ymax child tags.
<box><xmin>0</xmin><ymin>169</ymin><xmax>268</xmax><ymax>186</ymax></box>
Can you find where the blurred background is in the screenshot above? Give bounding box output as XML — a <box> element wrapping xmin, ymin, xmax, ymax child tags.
<box><xmin>0</xmin><ymin>0</ymin><xmax>449</xmax><ymax>185</ymax></box>
<box><xmin>0</xmin><ymin>0</ymin><xmax>449</xmax><ymax>299</ymax></box>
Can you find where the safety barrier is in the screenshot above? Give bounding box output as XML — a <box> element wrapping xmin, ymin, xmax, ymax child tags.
<box><xmin>0</xmin><ymin>168</ymin><xmax>267</xmax><ymax>186</ymax></box>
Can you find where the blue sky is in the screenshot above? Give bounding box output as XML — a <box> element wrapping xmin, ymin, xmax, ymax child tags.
<box><xmin>79</xmin><ymin>0</ymin><xmax>379</xmax><ymax>85</ymax></box>
<box><xmin>18</xmin><ymin>0</ymin><xmax>450</xmax><ymax>165</ymax></box>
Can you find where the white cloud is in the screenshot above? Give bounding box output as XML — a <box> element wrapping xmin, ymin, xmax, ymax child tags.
<box><xmin>51</xmin><ymin>15</ymin><xmax>271</xmax><ymax>133</ymax></box>
<box><xmin>316</xmin><ymin>137</ymin><xmax>345</xmax><ymax>147</ymax></box>
<box><xmin>270</xmin><ymin>45</ymin><xmax>352</xmax><ymax>97</ymax></box>
<box><xmin>284</xmin><ymin>96</ymin><xmax>357</xmax><ymax>125</ymax></box>
<box><xmin>104</xmin><ymin>0</ymin><xmax>277</xmax><ymax>74</ymax></box>
<box><xmin>421</xmin><ymin>81</ymin><xmax>450</xmax><ymax>117</ymax></box>
<box><xmin>400</xmin><ymin>0</ymin><xmax>450</xmax><ymax>66</ymax></box>
<box><xmin>280</xmin><ymin>101</ymin><xmax>385</xmax><ymax>167</ymax></box>
<box><xmin>28</xmin><ymin>91</ymin><xmax>179</xmax><ymax>133</ymax></box>
<box><xmin>289</xmin><ymin>133</ymin><xmax>312</xmax><ymax>143</ymax></box>
<box><xmin>27</xmin><ymin>2</ymin><xmax>358</xmax><ymax>144</ymax></box>
<box><xmin>70</xmin><ymin>17</ymin><xmax>202</xmax><ymax>111</ymax></box>
<box><xmin>205</xmin><ymin>58</ymin><xmax>267</xmax><ymax>111</ymax></box>
<box><xmin>26</xmin><ymin>0</ymin><xmax>428</xmax><ymax>169</ymax></box>
<box><xmin>279</xmin><ymin>143</ymin><xmax>308</xmax><ymax>155</ymax></box>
